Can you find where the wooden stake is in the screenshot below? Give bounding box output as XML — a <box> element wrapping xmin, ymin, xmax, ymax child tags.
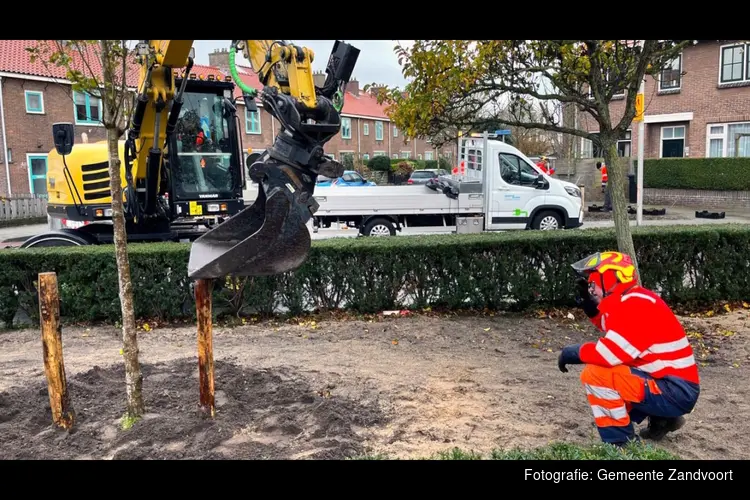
<box><xmin>195</xmin><ymin>278</ymin><xmax>215</xmax><ymax>417</ymax></box>
<box><xmin>38</xmin><ymin>272</ymin><xmax>75</xmax><ymax>430</ymax></box>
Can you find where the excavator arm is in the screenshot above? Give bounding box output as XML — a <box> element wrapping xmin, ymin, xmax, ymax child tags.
<box><xmin>124</xmin><ymin>40</ymin><xmax>196</xmax><ymax>222</ymax></box>
<box><xmin>186</xmin><ymin>40</ymin><xmax>360</xmax><ymax>279</ymax></box>
<box><xmin>117</xmin><ymin>39</ymin><xmax>359</xmax><ymax>280</ymax></box>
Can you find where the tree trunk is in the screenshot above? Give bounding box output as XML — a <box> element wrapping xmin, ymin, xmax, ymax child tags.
<box><xmin>601</xmin><ymin>139</ymin><xmax>640</xmax><ymax>279</ymax></box>
<box><xmin>107</xmin><ymin>127</ymin><xmax>145</xmax><ymax>419</ymax></box>
<box><xmin>99</xmin><ymin>39</ymin><xmax>145</xmax><ymax>420</ymax></box>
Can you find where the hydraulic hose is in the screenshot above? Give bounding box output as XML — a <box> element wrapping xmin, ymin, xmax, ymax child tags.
<box><xmin>229</xmin><ymin>44</ymin><xmax>257</xmax><ymax>98</ymax></box>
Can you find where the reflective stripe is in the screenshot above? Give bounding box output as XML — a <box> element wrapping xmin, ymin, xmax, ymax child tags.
<box><xmin>638</xmin><ymin>355</ymin><xmax>696</xmax><ymax>373</ymax></box>
<box><xmin>605</xmin><ymin>330</ymin><xmax>640</xmax><ymax>359</ymax></box>
<box><xmin>591</xmin><ymin>404</ymin><xmax>628</xmax><ymax>420</ymax></box>
<box><xmin>595</xmin><ymin>341</ymin><xmax>622</xmax><ymax>365</ymax></box>
<box><xmin>585</xmin><ymin>384</ymin><xmax>621</xmax><ymax>400</ymax></box>
<box><xmin>621</xmin><ymin>292</ymin><xmax>656</xmax><ymax>303</ymax></box>
<box><xmin>647</xmin><ymin>337</ymin><xmax>690</xmax><ymax>354</ymax></box>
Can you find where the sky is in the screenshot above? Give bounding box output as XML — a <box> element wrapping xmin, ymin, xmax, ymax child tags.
<box><xmin>191</xmin><ymin>40</ymin><xmax>413</xmax><ymax>88</ymax></box>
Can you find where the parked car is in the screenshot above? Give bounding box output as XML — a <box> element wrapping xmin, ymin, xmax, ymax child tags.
<box><xmin>407</xmin><ymin>168</ymin><xmax>449</xmax><ymax>185</ymax></box>
<box><xmin>316</xmin><ymin>170</ymin><xmax>376</xmax><ymax>187</ymax></box>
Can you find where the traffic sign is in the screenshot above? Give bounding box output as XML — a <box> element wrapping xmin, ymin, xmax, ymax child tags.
<box><xmin>634</xmin><ymin>93</ymin><xmax>644</xmax><ymax>122</ymax></box>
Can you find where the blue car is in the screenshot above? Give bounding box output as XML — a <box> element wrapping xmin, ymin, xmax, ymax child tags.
<box><xmin>316</xmin><ymin>170</ymin><xmax>376</xmax><ymax>187</ymax></box>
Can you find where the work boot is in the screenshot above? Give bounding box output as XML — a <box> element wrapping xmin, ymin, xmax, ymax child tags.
<box><xmin>639</xmin><ymin>416</ymin><xmax>686</xmax><ymax>441</ymax></box>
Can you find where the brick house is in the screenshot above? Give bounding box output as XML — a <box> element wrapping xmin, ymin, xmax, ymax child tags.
<box><xmin>206</xmin><ymin>48</ymin><xmax>455</xmax><ymax>168</ymax></box>
<box><xmin>577</xmin><ymin>40</ymin><xmax>750</xmax><ymax>160</ymax></box>
<box><xmin>0</xmin><ymin>40</ymin><xmax>456</xmax><ymax>197</ymax></box>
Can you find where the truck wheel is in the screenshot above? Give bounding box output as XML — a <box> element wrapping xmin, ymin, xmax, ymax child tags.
<box><xmin>531</xmin><ymin>210</ymin><xmax>562</xmax><ymax>230</ymax></box>
<box><xmin>21</xmin><ymin>229</ymin><xmax>97</xmax><ymax>247</ymax></box>
<box><xmin>363</xmin><ymin>218</ymin><xmax>395</xmax><ymax>237</ymax></box>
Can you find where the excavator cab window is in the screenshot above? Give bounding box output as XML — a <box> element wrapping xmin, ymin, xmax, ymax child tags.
<box><xmin>171</xmin><ymin>90</ymin><xmax>237</xmax><ymax>200</ymax></box>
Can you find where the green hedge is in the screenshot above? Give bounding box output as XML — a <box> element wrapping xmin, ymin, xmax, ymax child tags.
<box><xmin>643</xmin><ymin>157</ymin><xmax>750</xmax><ymax>191</ymax></box>
<box><xmin>1</xmin><ymin>225</ymin><xmax>749</xmax><ymax>326</ymax></box>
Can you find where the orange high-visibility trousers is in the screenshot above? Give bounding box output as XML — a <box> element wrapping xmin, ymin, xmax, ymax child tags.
<box><xmin>579</xmin><ymin>364</ymin><xmax>699</xmax><ymax>444</ymax></box>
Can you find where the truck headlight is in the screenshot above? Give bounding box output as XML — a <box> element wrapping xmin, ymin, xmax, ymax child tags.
<box><xmin>565</xmin><ymin>186</ymin><xmax>581</xmax><ymax>198</ymax></box>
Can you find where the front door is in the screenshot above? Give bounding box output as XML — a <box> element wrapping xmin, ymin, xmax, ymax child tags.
<box><xmin>487</xmin><ymin>152</ymin><xmax>544</xmax><ymax>230</ymax></box>
<box><xmin>27</xmin><ymin>154</ymin><xmax>48</xmax><ymax>196</ymax></box>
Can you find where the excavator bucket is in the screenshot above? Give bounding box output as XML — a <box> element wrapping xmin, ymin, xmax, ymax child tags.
<box><xmin>187</xmin><ymin>156</ymin><xmax>319</xmax><ymax>279</ymax></box>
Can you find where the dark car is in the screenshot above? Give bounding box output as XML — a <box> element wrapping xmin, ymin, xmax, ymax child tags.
<box><xmin>407</xmin><ymin>169</ymin><xmax>449</xmax><ymax>185</ymax></box>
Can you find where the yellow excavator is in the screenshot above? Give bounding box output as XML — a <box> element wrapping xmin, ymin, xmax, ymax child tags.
<box><xmin>23</xmin><ymin>39</ymin><xmax>360</xmax><ymax>280</ymax></box>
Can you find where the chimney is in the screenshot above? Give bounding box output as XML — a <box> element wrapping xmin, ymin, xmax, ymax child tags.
<box><xmin>312</xmin><ymin>70</ymin><xmax>326</xmax><ymax>89</ymax></box>
<box><xmin>345</xmin><ymin>78</ymin><xmax>359</xmax><ymax>96</ymax></box>
<box><xmin>208</xmin><ymin>47</ymin><xmax>230</xmax><ymax>71</ymax></box>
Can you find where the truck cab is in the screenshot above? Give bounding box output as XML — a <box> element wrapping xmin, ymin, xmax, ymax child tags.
<box><xmin>452</xmin><ymin>133</ymin><xmax>583</xmax><ymax>230</ymax></box>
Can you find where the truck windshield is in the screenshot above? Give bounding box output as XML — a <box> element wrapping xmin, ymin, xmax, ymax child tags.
<box><xmin>171</xmin><ymin>91</ymin><xmax>235</xmax><ymax>198</ymax></box>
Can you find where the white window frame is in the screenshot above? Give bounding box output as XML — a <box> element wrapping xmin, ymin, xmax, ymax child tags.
<box><xmin>400</xmin><ymin>150</ymin><xmax>410</xmax><ymax>158</ymax></box>
<box><xmin>375</xmin><ymin>121</ymin><xmax>383</xmax><ymax>141</ymax></box>
<box><xmin>363</xmin><ymin>123</ymin><xmax>369</xmax><ymax>136</ymax></box>
<box><xmin>659</xmin><ymin>53</ymin><xmax>682</xmax><ymax>91</ymax></box>
<box><xmin>660</xmin><ymin>125</ymin><xmax>686</xmax><ymax>158</ymax></box>
<box><xmin>718</xmin><ymin>42</ymin><xmax>749</xmax><ymax>85</ymax></box>
<box><xmin>341</xmin><ymin>117</ymin><xmax>352</xmax><ymax>139</ymax></box>
<box><xmin>393</xmin><ymin>126</ymin><xmax>398</xmax><ymax>137</ymax></box>
<box><xmin>424</xmin><ymin>151</ymin><xmax>434</xmax><ymax>160</ymax></box>
<box><xmin>362</xmin><ymin>153</ymin><xmax>370</xmax><ymax>160</ymax></box>
<box><xmin>24</xmin><ymin>90</ymin><xmax>44</xmax><ymax>114</ymax></box>
<box><xmin>373</xmin><ymin>150</ymin><xmax>386</xmax><ymax>157</ymax></box>
<box><xmin>705</xmin><ymin>121</ymin><xmax>750</xmax><ymax>157</ymax></box>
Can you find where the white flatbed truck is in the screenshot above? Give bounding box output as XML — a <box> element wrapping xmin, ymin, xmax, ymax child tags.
<box><xmin>311</xmin><ymin>132</ymin><xmax>585</xmax><ymax>236</ymax></box>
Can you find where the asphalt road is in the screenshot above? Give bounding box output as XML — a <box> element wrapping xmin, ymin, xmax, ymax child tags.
<box><xmin>1</xmin><ymin>210</ymin><xmax>748</xmax><ymax>247</ymax></box>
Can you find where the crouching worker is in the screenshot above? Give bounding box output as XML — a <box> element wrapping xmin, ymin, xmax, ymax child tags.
<box><xmin>557</xmin><ymin>251</ymin><xmax>700</xmax><ymax>447</ymax></box>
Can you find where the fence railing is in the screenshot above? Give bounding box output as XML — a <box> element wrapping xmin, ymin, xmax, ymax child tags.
<box><xmin>0</xmin><ymin>194</ymin><xmax>48</xmax><ymax>221</ymax></box>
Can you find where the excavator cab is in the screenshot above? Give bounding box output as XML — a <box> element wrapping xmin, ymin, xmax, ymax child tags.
<box><xmin>187</xmin><ymin>39</ymin><xmax>360</xmax><ymax>280</ymax></box>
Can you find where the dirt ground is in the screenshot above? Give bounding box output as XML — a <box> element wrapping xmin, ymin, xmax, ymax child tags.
<box><xmin>1</xmin><ymin>306</ymin><xmax>749</xmax><ymax>460</ymax></box>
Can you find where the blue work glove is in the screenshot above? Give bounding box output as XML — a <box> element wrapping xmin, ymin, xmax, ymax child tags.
<box><xmin>558</xmin><ymin>344</ymin><xmax>582</xmax><ymax>373</ymax></box>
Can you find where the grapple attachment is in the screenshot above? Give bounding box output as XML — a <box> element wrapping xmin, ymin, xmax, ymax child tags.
<box><xmin>187</xmin><ymin>156</ymin><xmax>320</xmax><ymax>279</ymax></box>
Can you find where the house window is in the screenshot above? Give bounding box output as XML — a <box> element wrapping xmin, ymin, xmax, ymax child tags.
<box><xmin>659</xmin><ymin>54</ymin><xmax>682</xmax><ymax>91</ymax></box>
<box><xmin>661</xmin><ymin>125</ymin><xmax>685</xmax><ymax>158</ymax></box>
<box><xmin>373</xmin><ymin>150</ymin><xmax>386</xmax><ymax>157</ymax></box>
<box><xmin>617</xmin><ymin>130</ymin><xmax>632</xmax><ymax>157</ymax></box>
<box><xmin>400</xmin><ymin>151</ymin><xmax>410</xmax><ymax>158</ymax></box>
<box><xmin>363</xmin><ymin>123</ymin><xmax>369</xmax><ymax>136</ymax></box>
<box><xmin>375</xmin><ymin>121</ymin><xmax>383</xmax><ymax>141</ymax></box>
<box><xmin>27</xmin><ymin>154</ymin><xmax>48</xmax><ymax>195</ymax></box>
<box><xmin>706</xmin><ymin>122</ymin><xmax>750</xmax><ymax>157</ymax></box>
<box><xmin>720</xmin><ymin>42</ymin><xmax>748</xmax><ymax>84</ymax></box>
<box><xmin>363</xmin><ymin>153</ymin><xmax>370</xmax><ymax>160</ymax></box>
<box><xmin>580</xmin><ymin>138</ymin><xmax>593</xmax><ymax>158</ymax></box>
<box><xmin>424</xmin><ymin>151</ymin><xmax>434</xmax><ymax>160</ymax></box>
<box><xmin>393</xmin><ymin>126</ymin><xmax>398</xmax><ymax>137</ymax></box>
<box><xmin>341</xmin><ymin>117</ymin><xmax>351</xmax><ymax>139</ymax></box>
<box><xmin>245</xmin><ymin>107</ymin><xmax>261</xmax><ymax>134</ymax></box>
<box><xmin>25</xmin><ymin>91</ymin><xmax>44</xmax><ymax>114</ymax></box>
<box><xmin>73</xmin><ymin>90</ymin><xmax>101</xmax><ymax>125</ymax></box>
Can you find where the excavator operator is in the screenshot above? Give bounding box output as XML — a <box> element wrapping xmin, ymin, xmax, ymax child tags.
<box><xmin>557</xmin><ymin>251</ymin><xmax>700</xmax><ymax>447</ymax></box>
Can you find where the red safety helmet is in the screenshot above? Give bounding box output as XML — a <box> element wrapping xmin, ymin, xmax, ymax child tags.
<box><xmin>571</xmin><ymin>251</ymin><xmax>638</xmax><ymax>297</ymax></box>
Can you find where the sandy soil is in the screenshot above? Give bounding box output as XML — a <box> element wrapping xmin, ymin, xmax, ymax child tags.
<box><xmin>1</xmin><ymin>306</ymin><xmax>749</xmax><ymax>460</ymax></box>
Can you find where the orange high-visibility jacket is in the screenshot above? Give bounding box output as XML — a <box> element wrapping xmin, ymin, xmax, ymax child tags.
<box><xmin>600</xmin><ymin>164</ymin><xmax>608</xmax><ymax>183</ymax></box>
<box><xmin>581</xmin><ymin>286</ymin><xmax>700</xmax><ymax>385</ymax></box>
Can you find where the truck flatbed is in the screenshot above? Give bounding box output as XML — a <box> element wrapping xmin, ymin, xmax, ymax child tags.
<box><xmin>312</xmin><ymin>182</ymin><xmax>484</xmax><ymax>216</ymax></box>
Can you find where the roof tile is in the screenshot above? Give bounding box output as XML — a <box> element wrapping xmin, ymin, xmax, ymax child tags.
<box><xmin>0</xmin><ymin>40</ymin><xmax>390</xmax><ymax>120</ymax></box>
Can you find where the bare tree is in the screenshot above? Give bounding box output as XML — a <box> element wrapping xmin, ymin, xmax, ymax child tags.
<box><xmin>367</xmin><ymin>40</ymin><xmax>692</xmax><ymax>277</ymax></box>
<box><xmin>28</xmin><ymin>40</ymin><xmax>145</xmax><ymax>424</ymax></box>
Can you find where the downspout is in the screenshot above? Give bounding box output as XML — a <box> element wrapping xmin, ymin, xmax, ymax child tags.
<box><xmin>0</xmin><ymin>77</ymin><xmax>10</xmax><ymax>195</ymax></box>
